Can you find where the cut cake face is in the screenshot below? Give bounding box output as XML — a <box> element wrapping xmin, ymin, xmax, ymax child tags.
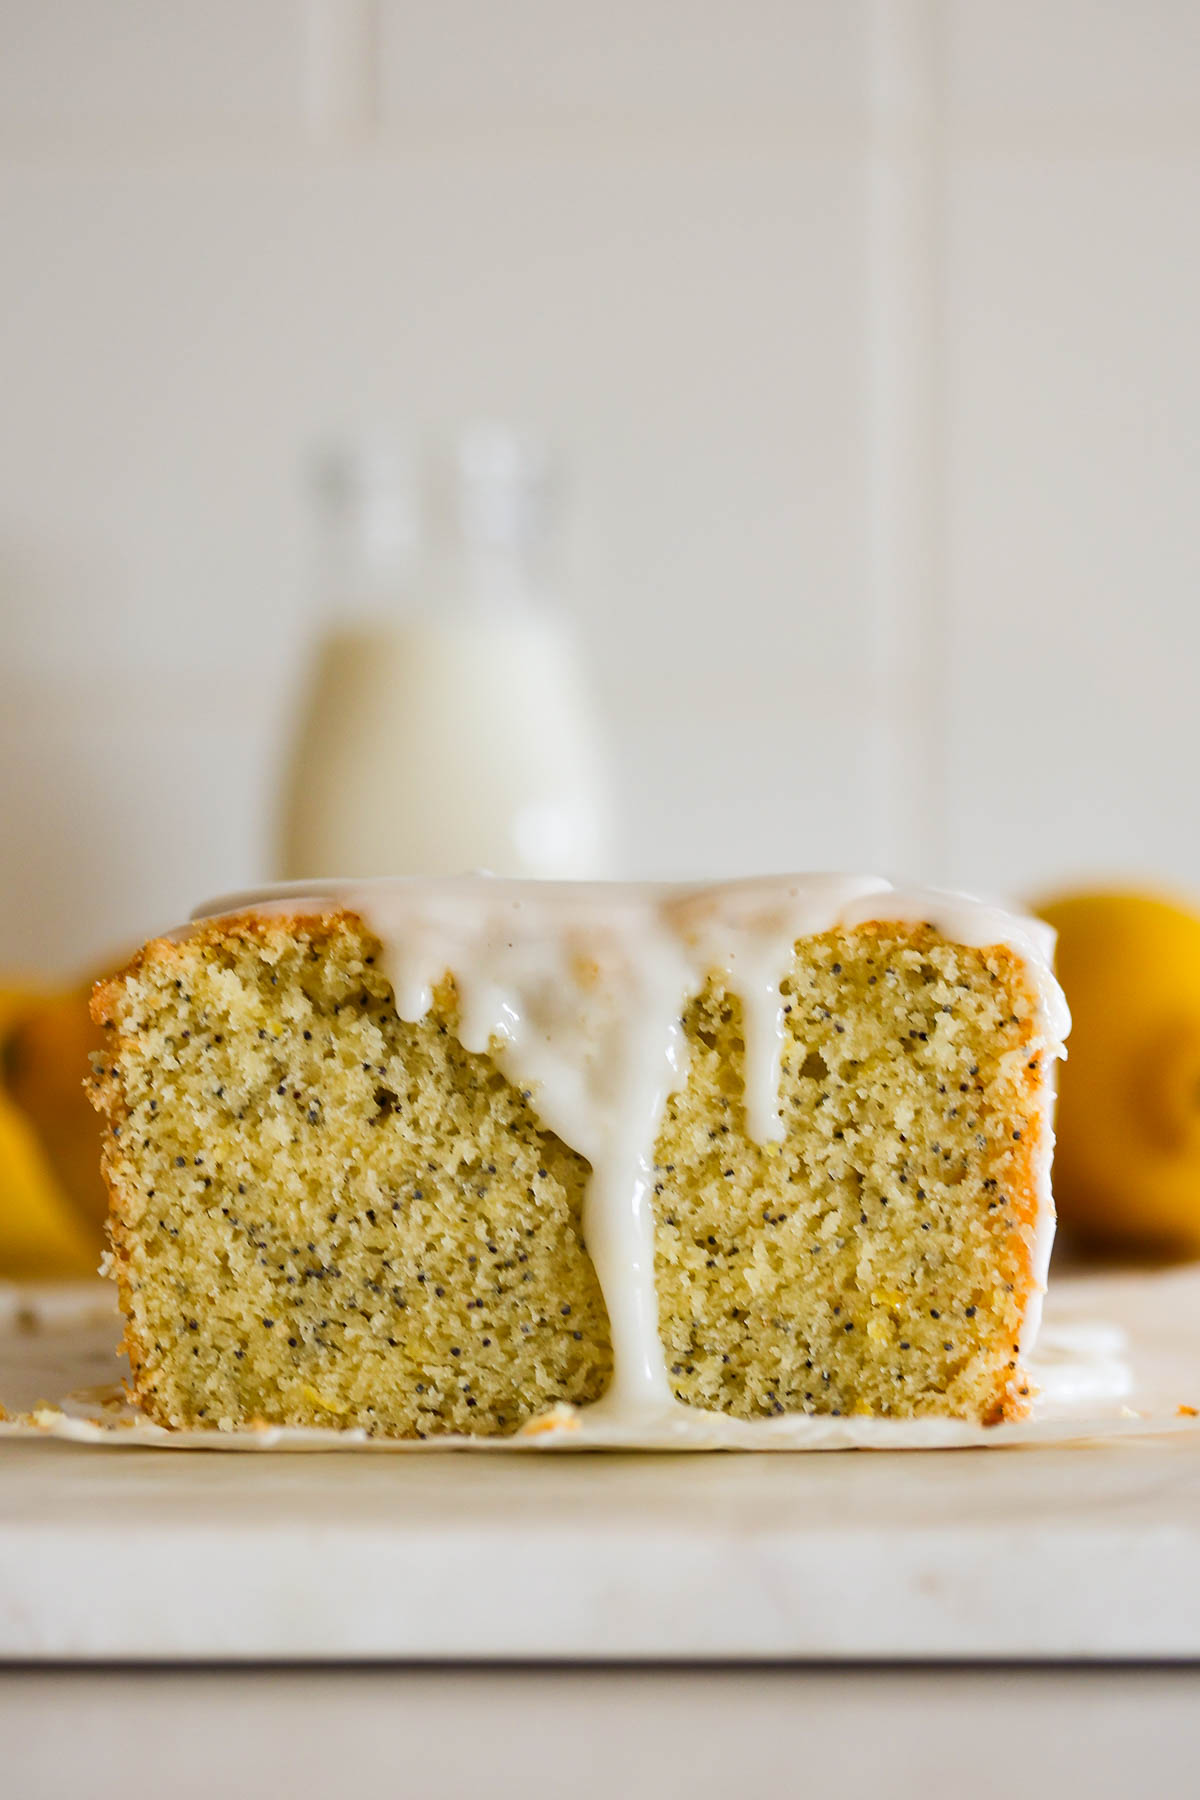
<box><xmin>89</xmin><ymin>877</ymin><xmax>1068</xmax><ymax>1436</ymax></box>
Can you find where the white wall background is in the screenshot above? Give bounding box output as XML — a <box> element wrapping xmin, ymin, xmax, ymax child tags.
<box><xmin>1</xmin><ymin>0</ymin><xmax>1198</xmax><ymax>973</ymax></box>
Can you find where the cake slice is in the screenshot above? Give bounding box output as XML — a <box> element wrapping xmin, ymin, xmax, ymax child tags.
<box><xmin>88</xmin><ymin>876</ymin><xmax>1068</xmax><ymax>1436</ymax></box>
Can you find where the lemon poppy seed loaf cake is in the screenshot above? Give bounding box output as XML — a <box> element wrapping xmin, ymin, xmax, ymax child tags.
<box><xmin>88</xmin><ymin>876</ymin><xmax>1069</xmax><ymax>1438</ymax></box>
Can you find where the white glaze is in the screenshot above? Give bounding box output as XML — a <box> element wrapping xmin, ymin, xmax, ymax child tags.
<box><xmin>193</xmin><ymin>874</ymin><xmax>1070</xmax><ymax>1424</ymax></box>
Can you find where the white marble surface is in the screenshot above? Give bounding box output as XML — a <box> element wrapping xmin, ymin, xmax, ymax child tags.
<box><xmin>4</xmin><ymin>1665</ymin><xmax>1200</xmax><ymax>1800</ymax></box>
<box><xmin>3</xmin><ymin>1431</ymin><xmax>1200</xmax><ymax>1662</ymax></box>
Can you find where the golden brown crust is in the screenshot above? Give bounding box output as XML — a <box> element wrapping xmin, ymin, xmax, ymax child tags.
<box><xmin>986</xmin><ymin>954</ymin><xmax>1046</xmax><ymax>1425</ymax></box>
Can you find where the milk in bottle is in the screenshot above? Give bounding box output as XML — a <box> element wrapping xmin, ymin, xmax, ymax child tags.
<box><xmin>278</xmin><ymin>427</ymin><xmax>612</xmax><ymax>881</ymax></box>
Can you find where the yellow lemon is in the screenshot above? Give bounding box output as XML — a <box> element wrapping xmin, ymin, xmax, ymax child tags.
<box><xmin>5</xmin><ymin>982</ymin><xmax>110</xmax><ymax>1233</ymax></box>
<box><xmin>0</xmin><ymin>979</ymin><xmax>107</xmax><ymax>1279</ymax></box>
<box><xmin>0</xmin><ymin>1085</ymin><xmax>98</xmax><ymax>1279</ymax></box>
<box><xmin>0</xmin><ymin>982</ymin><xmax>47</xmax><ymax>1042</ymax></box>
<box><xmin>1037</xmin><ymin>890</ymin><xmax>1200</xmax><ymax>1256</ymax></box>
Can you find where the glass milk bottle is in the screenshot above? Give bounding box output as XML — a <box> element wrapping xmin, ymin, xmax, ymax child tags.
<box><xmin>277</xmin><ymin>427</ymin><xmax>613</xmax><ymax>881</ymax></box>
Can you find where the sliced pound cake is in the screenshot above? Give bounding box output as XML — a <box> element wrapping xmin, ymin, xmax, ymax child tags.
<box><xmin>88</xmin><ymin>876</ymin><xmax>1069</xmax><ymax>1436</ymax></box>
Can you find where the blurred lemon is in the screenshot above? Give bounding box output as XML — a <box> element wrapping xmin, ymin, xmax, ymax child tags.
<box><xmin>1038</xmin><ymin>890</ymin><xmax>1200</xmax><ymax>1256</ymax></box>
<box><xmin>0</xmin><ymin>980</ymin><xmax>106</xmax><ymax>1279</ymax></box>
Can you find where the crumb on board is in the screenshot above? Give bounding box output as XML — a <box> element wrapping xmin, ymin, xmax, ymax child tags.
<box><xmin>519</xmin><ymin>1403</ymin><xmax>581</xmax><ymax>1436</ymax></box>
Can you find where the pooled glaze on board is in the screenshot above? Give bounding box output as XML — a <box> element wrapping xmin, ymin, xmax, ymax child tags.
<box><xmin>193</xmin><ymin>875</ymin><xmax>1070</xmax><ymax>1428</ymax></box>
